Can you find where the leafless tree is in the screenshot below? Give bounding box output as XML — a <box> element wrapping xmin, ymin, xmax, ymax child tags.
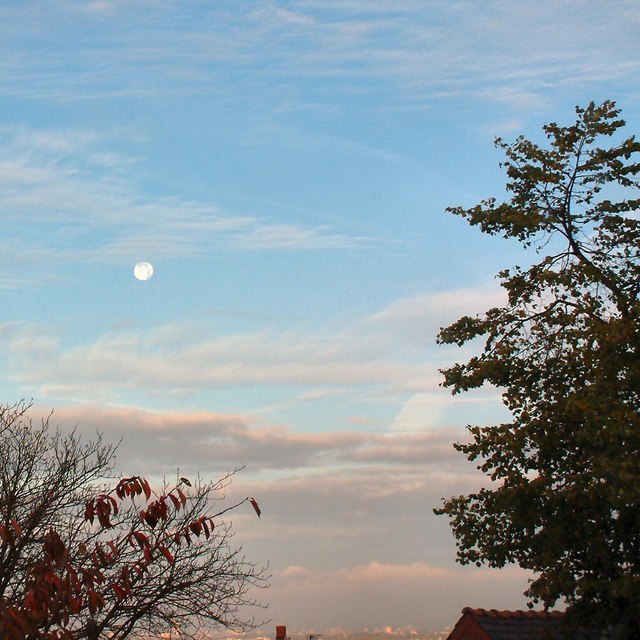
<box><xmin>0</xmin><ymin>401</ymin><xmax>268</xmax><ymax>640</ymax></box>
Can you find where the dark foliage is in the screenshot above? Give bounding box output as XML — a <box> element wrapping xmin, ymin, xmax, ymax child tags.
<box><xmin>435</xmin><ymin>101</ymin><xmax>640</xmax><ymax>638</ymax></box>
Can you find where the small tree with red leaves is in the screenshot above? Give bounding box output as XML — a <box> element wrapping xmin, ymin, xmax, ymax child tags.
<box><xmin>0</xmin><ymin>402</ymin><xmax>267</xmax><ymax>640</ymax></box>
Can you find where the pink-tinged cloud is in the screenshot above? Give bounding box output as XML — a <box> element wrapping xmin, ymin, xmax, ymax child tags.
<box><xmin>39</xmin><ymin>404</ymin><xmax>467</xmax><ymax>475</ymax></box>
<box><xmin>19</xmin><ymin>401</ymin><xmax>539</xmax><ymax>635</ymax></box>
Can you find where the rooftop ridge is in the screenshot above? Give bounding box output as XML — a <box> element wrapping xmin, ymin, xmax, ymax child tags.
<box><xmin>462</xmin><ymin>607</ymin><xmax>565</xmax><ymax>620</ymax></box>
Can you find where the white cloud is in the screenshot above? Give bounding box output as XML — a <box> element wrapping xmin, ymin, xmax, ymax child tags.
<box><xmin>390</xmin><ymin>392</ymin><xmax>448</xmax><ymax>433</ymax></box>
<box><xmin>0</xmin><ymin>282</ymin><xmax>503</xmax><ymax>411</ymax></box>
<box><xmin>364</xmin><ymin>283</ymin><xmax>506</xmax><ymax>350</ymax></box>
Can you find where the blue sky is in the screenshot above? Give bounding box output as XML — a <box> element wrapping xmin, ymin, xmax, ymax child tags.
<box><xmin>1</xmin><ymin>0</ymin><xmax>639</xmax><ymax>634</ymax></box>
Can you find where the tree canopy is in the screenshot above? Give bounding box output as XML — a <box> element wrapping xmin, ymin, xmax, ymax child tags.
<box><xmin>0</xmin><ymin>401</ymin><xmax>266</xmax><ymax>640</ymax></box>
<box><xmin>435</xmin><ymin>100</ymin><xmax>640</xmax><ymax>637</ymax></box>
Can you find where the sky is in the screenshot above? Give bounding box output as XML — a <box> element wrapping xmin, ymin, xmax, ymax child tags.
<box><xmin>1</xmin><ymin>0</ymin><xmax>639</xmax><ymax>635</ymax></box>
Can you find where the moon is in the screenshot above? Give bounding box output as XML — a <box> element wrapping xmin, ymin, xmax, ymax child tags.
<box><xmin>133</xmin><ymin>262</ymin><xmax>154</xmax><ymax>281</ymax></box>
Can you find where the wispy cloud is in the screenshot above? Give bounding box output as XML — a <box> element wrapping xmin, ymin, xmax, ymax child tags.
<box><xmin>0</xmin><ymin>1</ymin><xmax>637</xmax><ymax>108</ymax></box>
<box><xmin>0</xmin><ymin>125</ymin><xmax>368</xmax><ymax>284</ymax></box>
<box><xmin>0</xmin><ymin>284</ymin><xmax>502</xmax><ymax>414</ymax></box>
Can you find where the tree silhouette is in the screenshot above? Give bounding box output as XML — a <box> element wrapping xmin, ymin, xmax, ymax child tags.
<box><xmin>436</xmin><ymin>101</ymin><xmax>640</xmax><ymax>637</ymax></box>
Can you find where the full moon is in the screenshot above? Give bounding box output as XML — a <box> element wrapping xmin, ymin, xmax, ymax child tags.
<box><xmin>133</xmin><ymin>261</ymin><xmax>154</xmax><ymax>281</ymax></box>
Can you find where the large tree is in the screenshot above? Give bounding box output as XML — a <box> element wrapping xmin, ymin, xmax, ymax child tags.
<box><xmin>435</xmin><ymin>101</ymin><xmax>640</xmax><ymax>636</ymax></box>
<box><xmin>0</xmin><ymin>401</ymin><xmax>266</xmax><ymax>640</ymax></box>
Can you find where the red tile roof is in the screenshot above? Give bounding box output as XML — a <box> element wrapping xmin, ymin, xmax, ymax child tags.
<box><xmin>462</xmin><ymin>607</ymin><xmax>565</xmax><ymax>620</ymax></box>
<box><xmin>447</xmin><ymin>607</ymin><xmax>566</xmax><ymax>640</ymax></box>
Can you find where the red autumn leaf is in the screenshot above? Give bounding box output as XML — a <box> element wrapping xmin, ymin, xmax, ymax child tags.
<box><xmin>141</xmin><ymin>478</ymin><xmax>152</xmax><ymax>500</ymax></box>
<box><xmin>115</xmin><ymin>480</ymin><xmax>126</xmax><ymax>499</ymax></box>
<box><xmin>142</xmin><ymin>510</ymin><xmax>158</xmax><ymax>528</ymax></box>
<box><xmin>87</xmin><ymin>590</ymin><xmax>104</xmax><ymax>615</ymax></box>
<box><xmin>127</xmin><ymin>479</ymin><xmax>138</xmax><ymax>497</ymax></box>
<box><xmin>132</xmin><ymin>531</ymin><xmax>149</xmax><ymax>549</ymax></box>
<box><xmin>167</xmin><ymin>492</ymin><xmax>181</xmax><ymax>510</ymax></box>
<box><xmin>120</xmin><ymin>565</ymin><xmax>131</xmax><ymax>586</ymax></box>
<box><xmin>143</xmin><ymin>546</ymin><xmax>153</xmax><ymax>564</ymax></box>
<box><xmin>248</xmin><ymin>497</ymin><xmax>261</xmax><ymax>518</ymax></box>
<box><xmin>176</xmin><ymin>487</ymin><xmax>187</xmax><ymax>506</ymax></box>
<box><xmin>69</xmin><ymin>595</ymin><xmax>83</xmax><ymax>614</ymax></box>
<box><xmin>84</xmin><ymin>501</ymin><xmax>94</xmax><ymax>524</ymax></box>
<box><xmin>147</xmin><ymin>515</ymin><xmax>159</xmax><ymax>528</ymax></box>
<box><xmin>96</xmin><ymin>494</ymin><xmax>119</xmax><ymax>515</ymax></box>
<box><xmin>112</xmin><ymin>584</ymin><xmax>128</xmax><ymax>600</ymax></box>
<box><xmin>64</xmin><ymin>565</ymin><xmax>78</xmax><ymax>589</ymax></box>
<box><xmin>95</xmin><ymin>542</ymin><xmax>110</xmax><ymax>566</ymax></box>
<box><xmin>43</xmin><ymin>529</ymin><xmax>67</xmax><ymax>563</ymax></box>
<box><xmin>10</xmin><ymin>518</ymin><xmax>22</xmax><ymax>536</ymax></box>
<box><xmin>145</xmin><ymin>498</ymin><xmax>168</xmax><ymax>524</ymax></box>
<box><xmin>23</xmin><ymin>590</ymin><xmax>37</xmax><ymax>613</ymax></box>
<box><xmin>96</xmin><ymin>504</ymin><xmax>112</xmax><ymax>529</ymax></box>
<box><xmin>159</xmin><ymin>544</ymin><xmax>174</xmax><ymax>564</ymax></box>
<box><xmin>117</xmin><ymin>476</ymin><xmax>147</xmax><ymax>499</ymax></box>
